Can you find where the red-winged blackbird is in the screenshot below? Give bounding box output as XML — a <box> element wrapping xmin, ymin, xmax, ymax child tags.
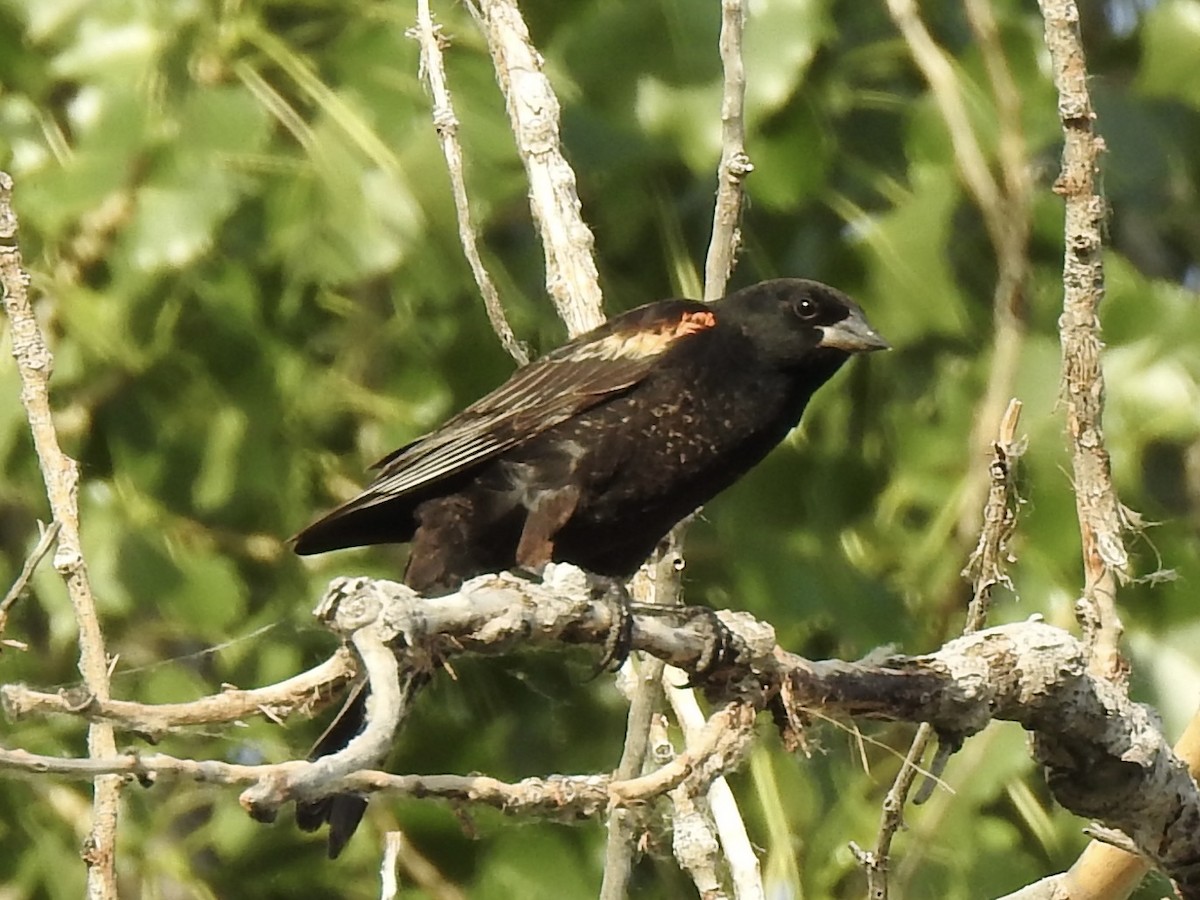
<box><xmin>292</xmin><ymin>277</ymin><xmax>888</xmax><ymax>855</ymax></box>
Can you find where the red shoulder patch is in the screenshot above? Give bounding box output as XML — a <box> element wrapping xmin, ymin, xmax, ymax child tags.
<box><xmin>676</xmin><ymin>309</ymin><xmax>717</xmax><ymax>336</ymax></box>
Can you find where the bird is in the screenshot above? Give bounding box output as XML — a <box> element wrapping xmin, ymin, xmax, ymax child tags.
<box><xmin>291</xmin><ymin>277</ymin><xmax>888</xmax><ymax>856</ymax></box>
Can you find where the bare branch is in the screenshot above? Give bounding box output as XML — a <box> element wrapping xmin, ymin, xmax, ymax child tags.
<box><xmin>5</xmin><ymin>567</ymin><xmax>1199</xmax><ymax>889</ymax></box>
<box><xmin>1037</xmin><ymin>0</ymin><xmax>1129</xmax><ymax>682</ymax></box>
<box><xmin>667</xmin><ymin>668</ymin><xmax>763</xmax><ymax>899</ymax></box>
<box><xmin>411</xmin><ymin>2</ymin><xmax>528</xmax><ymax>365</ymax></box>
<box><xmin>600</xmin><ymin>541</ymin><xmax>681</xmax><ymax>900</ymax></box>
<box><xmin>962</xmin><ymin>398</ymin><xmax>1025</xmax><ymax>633</ymax></box>
<box><xmin>0</xmin><ymin>519</ymin><xmax>60</xmax><ymax>637</ymax></box>
<box><xmin>703</xmin><ymin>0</ymin><xmax>753</xmax><ymax>301</ymax></box>
<box><xmin>1059</xmin><ymin>708</ymin><xmax>1200</xmax><ymax>899</ymax></box>
<box><xmin>2</xmin><ymin>648</ymin><xmax>356</xmax><ymax>734</ymax></box>
<box><xmin>0</xmin><ymin>700</ymin><xmax>750</xmax><ymax>826</ymax></box>
<box><xmin>0</xmin><ymin>171</ymin><xmax>120</xmax><ymax>898</ymax></box>
<box><xmin>471</xmin><ymin>0</ymin><xmax>605</xmax><ymax>336</ymax></box>
<box><xmin>240</xmin><ymin>580</ymin><xmax>426</xmax><ymax>823</ymax></box>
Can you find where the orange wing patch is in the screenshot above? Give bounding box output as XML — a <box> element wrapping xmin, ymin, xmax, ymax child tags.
<box><xmin>573</xmin><ymin>309</ymin><xmax>719</xmax><ymax>361</ymax></box>
<box><xmin>677</xmin><ymin>310</ymin><xmax>717</xmax><ymax>335</ymax></box>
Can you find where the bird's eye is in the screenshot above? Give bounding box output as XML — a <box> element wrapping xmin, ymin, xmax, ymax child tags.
<box><xmin>793</xmin><ymin>298</ymin><xmax>819</xmax><ymax>321</ymax></box>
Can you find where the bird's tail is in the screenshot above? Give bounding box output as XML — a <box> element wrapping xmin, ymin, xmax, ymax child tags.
<box><xmin>295</xmin><ymin>683</ymin><xmax>370</xmax><ymax>859</ymax></box>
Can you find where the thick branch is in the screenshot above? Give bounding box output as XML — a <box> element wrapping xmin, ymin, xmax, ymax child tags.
<box><xmin>472</xmin><ymin>0</ymin><xmax>605</xmax><ymax>336</ymax></box>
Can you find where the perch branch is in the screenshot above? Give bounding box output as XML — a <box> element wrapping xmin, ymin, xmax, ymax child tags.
<box><xmin>1037</xmin><ymin>0</ymin><xmax>1129</xmax><ymax>682</ymax></box>
<box><xmin>0</xmin><ymin>171</ymin><xmax>120</xmax><ymax>899</ymax></box>
<box><xmin>412</xmin><ymin>1</ymin><xmax>528</xmax><ymax>365</ymax></box>
<box><xmin>6</xmin><ymin>570</ymin><xmax>1199</xmax><ymax>889</ymax></box>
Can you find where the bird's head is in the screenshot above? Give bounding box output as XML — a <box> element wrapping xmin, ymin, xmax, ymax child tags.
<box><xmin>719</xmin><ymin>278</ymin><xmax>890</xmax><ymax>370</ymax></box>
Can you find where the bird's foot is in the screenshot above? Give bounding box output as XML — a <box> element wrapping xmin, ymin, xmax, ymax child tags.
<box><xmin>584</xmin><ymin>574</ymin><xmax>635</xmax><ymax>677</ymax></box>
<box><xmin>628</xmin><ymin>603</ymin><xmax>739</xmax><ymax>687</ymax></box>
<box><xmin>680</xmin><ymin>605</ymin><xmax>740</xmax><ymax>686</ymax></box>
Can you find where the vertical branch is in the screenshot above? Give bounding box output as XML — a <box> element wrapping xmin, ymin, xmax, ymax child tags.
<box><xmin>599</xmin><ymin>541</ymin><xmax>679</xmax><ymax>900</ymax></box>
<box><xmin>1037</xmin><ymin>0</ymin><xmax>1128</xmax><ymax>680</ymax></box>
<box><xmin>702</xmin><ymin>0</ymin><xmax>752</xmax><ymax>301</ymax></box>
<box><xmin>471</xmin><ymin>0</ymin><xmax>606</xmax><ymax>336</ymax></box>
<box><xmin>412</xmin><ymin>2</ymin><xmax>528</xmax><ymax>366</ymax></box>
<box><xmin>666</xmin><ymin>683</ymin><xmax>763</xmax><ymax>900</ymax></box>
<box><xmin>598</xmin><ymin>655</ymin><xmax>666</xmax><ymax>900</ymax></box>
<box><xmin>0</xmin><ymin>172</ymin><xmax>121</xmax><ymax>899</ymax></box>
<box><xmin>961</xmin><ymin>399</ymin><xmax>1025</xmax><ymax>633</ymax></box>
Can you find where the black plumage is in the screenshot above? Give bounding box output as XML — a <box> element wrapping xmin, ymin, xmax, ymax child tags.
<box><xmin>292</xmin><ymin>277</ymin><xmax>888</xmax><ymax>855</ymax></box>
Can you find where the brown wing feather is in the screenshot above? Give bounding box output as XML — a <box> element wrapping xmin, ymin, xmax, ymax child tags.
<box><xmin>292</xmin><ymin>300</ymin><xmax>717</xmax><ymax>552</ymax></box>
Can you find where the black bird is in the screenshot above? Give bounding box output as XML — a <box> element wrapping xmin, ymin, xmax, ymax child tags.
<box><xmin>293</xmin><ymin>277</ymin><xmax>888</xmax><ymax>855</ymax></box>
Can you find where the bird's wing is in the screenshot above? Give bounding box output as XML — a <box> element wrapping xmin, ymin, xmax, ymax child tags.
<box><xmin>332</xmin><ymin>301</ymin><xmax>720</xmax><ymax>515</ymax></box>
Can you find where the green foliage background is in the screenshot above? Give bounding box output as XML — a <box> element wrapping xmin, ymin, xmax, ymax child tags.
<box><xmin>1</xmin><ymin>0</ymin><xmax>1199</xmax><ymax>897</ymax></box>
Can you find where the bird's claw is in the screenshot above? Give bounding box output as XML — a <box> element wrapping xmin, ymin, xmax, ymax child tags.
<box><xmin>627</xmin><ymin>603</ymin><xmax>739</xmax><ymax>687</ymax></box>
<box><xmin>585</xmin><ymin>575</ymin><xmax>635</xmax><ymax>677</ymax></box>
<box><xmin>682</xmin><ymin>604</ymin><xmax>740</xmax><ymax>685</ymax></box>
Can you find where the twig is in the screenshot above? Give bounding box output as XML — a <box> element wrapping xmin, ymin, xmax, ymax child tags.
<box><xmin>885</xmin><ymin>0</ymin><xmax>1031</xmax><ymax>546</ymax></box>
<box><xmin>0</xmin><ymin>519</ymin><xmax>61</xmax><ymax>636</ymax></box>
<box><xmin>863</xmin><ymin>399</ymin><xmax>1025</xmax><ymax>899</ymax></box>
<box><xmin>854</xmin><ymin>728</ymin><xmax>934</xmax><ymax>899</ymax></box>
<box><xmin>0</xmin><ymin>171</ymin><xmax>120</xmax><ymax>899</ymax></box>
<box><xmin>384</xmin><ymin>831</ymin><xmax>466</xmax><ymax>900</ymax></box>
<box><xmin>1037</xmin><ymin>0</ymin><xmax>1129</xmax><ymax>682</ymax></box>
<box><xmin>883</xmin><ymin>0</ymin><xmax>1003</xmax><ymax>244</ymax></box>
<box><xmin>962</xmin><ymin>398</ymin><xmax>1025</xmax><ymax>633</ymax></box>
<box><xmin>470</xmin><ymin>0</ymin><xmax>605</xmax><ymax>336</ymax></box>
<box><xmin>702</xmin><ymin>0</ymin><xmax>752</xmax><ymax>301</ymax></box>
<box><xmin>2</xmin><ymin>647</ymin><xmax>356</xmax><ymax>734</ymax></box>
<box><xmin>411</xmin><ymin>2</ymin><xmax>528</xmax><ymax>365</ymax></box>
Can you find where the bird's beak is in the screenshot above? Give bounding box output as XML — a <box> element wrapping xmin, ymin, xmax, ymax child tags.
<box><xmin>817</xmin><ymin>310</ymin><xmax>891</xmax><ymax>353</ymax></box>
